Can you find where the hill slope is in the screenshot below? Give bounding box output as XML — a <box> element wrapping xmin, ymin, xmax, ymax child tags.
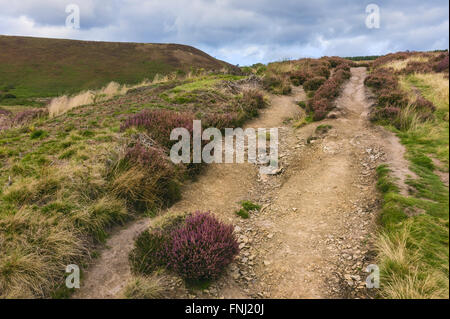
<box><xmin>0</xmin><ymin>35</ymin><xmax>237</xmax><ymax>99</ymax></box>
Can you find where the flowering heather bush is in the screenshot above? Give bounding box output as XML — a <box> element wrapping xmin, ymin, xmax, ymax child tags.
<box><xmin>111</xmin><ymin>141</ymin><xmax>181</xmax><ymax>210</ymax></box>
<box><xmin>313</xmin><ymin>106</ymin><xmax>329</xmax><ymax>121</ymax></box>
<box><xmin>433</xmin><ymin>52</ymin><xmax>449</xmax><ymax>73</ymax></box>
<box><xmin>307</xmin><ymin>66</ymin><xmax>351</xmax><ymax>120</ymax></box>
<box><xmin>335</xmin><ymin>65</ymin><xmax>352</xmax><ymax>78</ymax></box>
<box><xmin>371</xmin><ymin>52</ymin><xmax>410</xmax><ymax>69</ymax></box>
<box><xmin>263</xmin><ymin>74</ymin><xmax>292</xmax><ymax>95</ymax></box>
<box><xmin>203</xmin><ymin>112</ymin><xmax>238</xmax><ymax>129</ymax></box>
<box><xmin>164</xmin><ymin>212</ymin><xmax>239</xmax><ymax>281</ymax></box>
<box><xmin>412</xmin><ymin>96</ymin><xmax>436</xmax><ymax>113</ymax></box>
<box><xmin>303</xmin><ymin>76</ymin><xmax>327</xmax><ymax>91</ymax></box>
<box><xmin>411</xmin><ymin>96</ymin><xmax>436</xmax><ymax>120</ymax></box>
<box><xmin>0</xmin><ymin>107</ymin><xmax>12</xmax><ymax>117</ymax></box>
<box><xmin>121</xmin><ymin>109</ymin><xmax>194</xmax><ymax>148</ymax></box>
<box><xmin>403</xmin><ymin>61</ymin><xmax>433</xmax><ymax>75</ymax></box>
<box><xmin>377</xmin><ymin>89</ymin><xmax>409</xmax><ymax>108</ymax></box>
<box><xmin>240</xmin><ymin>89</ymin><xmax>266</xmax><ymax>116</ymax></box>
<box><xmin>369</xmin><ymin>107</ymin><xmax>401</xmax><ymax>122</ymax></box>
<box><xmin>125</xmin><ymin>142</ymin><xmax>172</xmax><ymax>172</ymax></box>
<box><xmin>311</xmin><ymin>65</ymin><xmax>331</xmax><ymax>79</ymax></box>
<box><xmin>325</xmin><ymin>56</ymin><xmax>354</xmax><ymax>68</ymax></box>
<box><xmin>289</xmin><ymin>70</ymin><xmax>311</xmax><ymax>86</ymax></box>
<box><xmin>364</xmin><ymin>69</ymin><xmax>398</xmax><ymax>89</ymax></box>
<box><xmin>12</xmin><ymin>108</ymin><xmax>48</xmax><ymax>125</ymax></box>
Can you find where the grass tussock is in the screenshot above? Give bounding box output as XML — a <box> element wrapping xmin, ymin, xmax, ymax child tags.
<box><xmin>377</xmin><ymin>219</ymin><xmax>449</xmax><ymax>299</ymax></box>
<box><xmin>48</xmin><ymin>81</ymin><xmax>151</xmax><ymax>117</ymax></box>
<box><xmin>0</xmin><ymin>209</ymin><xmax>87</xmax><ymax>298</ymax></box>
<box><xmin>122</xmin><ymin>275</ymin><xmax>166</xmax><ymax>299</ymax></box>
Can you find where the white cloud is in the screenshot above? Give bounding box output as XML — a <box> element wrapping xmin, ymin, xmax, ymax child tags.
<box><xmin>0</xmin><ymin>0</ymin><xmax>448</xmax><ymax>65</ymax></box>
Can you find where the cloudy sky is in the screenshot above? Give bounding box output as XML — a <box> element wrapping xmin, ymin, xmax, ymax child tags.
<box><xmin>0</xmin><ymin>0</ymin><xmax>448</xmax><ymax>65</ymax></box>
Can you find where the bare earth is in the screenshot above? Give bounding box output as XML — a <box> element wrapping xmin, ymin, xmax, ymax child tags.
<box><xmin>74</xmin><ymin>67</ymin><xmax>413</xmax><ymax>299</ymax></box>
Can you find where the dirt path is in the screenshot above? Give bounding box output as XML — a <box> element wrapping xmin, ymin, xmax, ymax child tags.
<box><xmin>74</xmin><ymin>67</ymin><xmax>412</xmax><ymax>299</ymax></box>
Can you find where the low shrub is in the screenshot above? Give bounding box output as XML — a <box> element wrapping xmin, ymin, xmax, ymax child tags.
<box><xmin>129</xmin><ymin>212</ymin><xmax>188</xmax><ymax>275</ymax></box>
<box><xmin>410</xmin><ymin>96</ymin><xmax>436</xmax><ymax>121</ymax></box>
<box><xmin>120</xmin><ymin>110</ymin><xmax>194</xmax><ymax>149</ymax></box>
<box><xmin>129</xmin><ymin>212</ymin><xmax>239</xmax><ymax>283</ymax></box>
<box><xmin>369</xmin><ymin>107</ymin><xmax>401</xmax><ymax>122</ymax></box>
<box><xmin>433</xmin><ymin>52</ymin><xmax>449</xmax><ymax>73</ymax></box>
<box><xmin>164</xmin><ymin>212</ymin><xmax>239</xmax><ymax>281</ymax></box>
<box><xmin>129</xmin><ymin>230</ymin><xmax>168</xmax><ymax>275</ymax></box>
<box><xmin>303</xmin><ymin>76</ymin><xmax>327</xmax><ymax>91</ymax></box>
<box><xmin>403</xmin><ymin>61</ymin><xmax>433</xmax><ymax>74</ymax></box>
<box><xmin>312</xmin><ymin>65</ymin><xmax>331</xmax><ymax>79</ymax></box>
<box><xmin>306</xmin><ymin>63</ymin><xmax>351</xmax><ymax>120</ymax></box>
<box><xmin>364</xmin><ymin>69</ymin><xmax>398</xmax><ymax>90</ymax></box>
<box><xmin>377</xmin><ymin>89</ymin><xmax>409</xmax><ymax>108</ymax></box>
<box><xmin>240</xmin><ymin>89</ymin><xmax>266</xmax><ymax>117</ymax></box>
<box><xmin>297</xmin><ymin>101</ymin><xmax>307</xmax><ymax>109</ymax></box>
<box><xmin>412</xmin><ymin>96</ymin><xmax>436</xmax><ymax>113</ymax></box>
<box><xmin>263</xmin><ymin>74</ymin><xmax>291</xmax><ymax>95</ymax></box>
<box><xmin>111</xmin><ymin>143</ymin><xmax>180</xmax><ymax>211</ymax></box>
<box><xmin>202</xmin><ymin>112</ymin><xmax>238</xmax><ymax>129</ymax></box>
<box><xmin>0</xmin><ymin>107</ymin><xmax>12</xmax><ymax>117</ymax></box>
<box><xmin>289</xmin><ymin>70</ymin><xmax>311</xmax><ymax>86</ymax></box>
<box><xmin>13</xmin><ymin>109</ymin><xmax>48</xmax><ymax>126</ymax></box>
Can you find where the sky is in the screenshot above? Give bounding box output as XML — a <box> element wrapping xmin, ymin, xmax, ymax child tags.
<box><xmin>0</xmin><ymin>0</ymin><xmax>448</xmax><ymax>65</ymax></box>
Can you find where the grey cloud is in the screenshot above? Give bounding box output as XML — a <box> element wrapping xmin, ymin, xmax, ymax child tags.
<box><xmin>0</xmin><ymin>0</ymin><xmax>448</xmax><ymax>65</ymax></box>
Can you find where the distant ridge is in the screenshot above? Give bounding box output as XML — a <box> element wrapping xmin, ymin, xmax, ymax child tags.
<box><xmin>0</xmin><ymin>35</ymin><xmax>237</xmax><ymax>98</ymax></box>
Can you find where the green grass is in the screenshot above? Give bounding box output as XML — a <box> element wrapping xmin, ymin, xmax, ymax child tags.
<box><xmin>170</xmin><ymin>74</ymin><xmax>244</xmax><ymax>93</ymax></box>
<box><xmin>235</xmin><ymin>201</ymin><xmax>261</xmax><ymax>219</ymax></box>
<box><xmin>375</xmin><ymin>71</ymin><xmax>449</xmax><ymax>299</ymax></box>
<box><xmin>0</xmin><ymin>35</ymin><xmax>236</xmax><ymax>103</ymax></box>
<box><xmin>235</xmin><ymin>208</ymin><xmax>250</xmax><ymax>219</ymax></box>
<box><xmin>294</xmin><ymin>112</ymin><xmax>314</xmax><ymax>128</ymax></box>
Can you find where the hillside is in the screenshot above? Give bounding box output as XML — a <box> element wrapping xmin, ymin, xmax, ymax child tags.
<box><xmin>0</xmin><ymin>35</ymin><xmax>237</xmax><ymax>101</ymax></box>
<box><xmin>0</xmin><ymin>49</ymin><xmax>448</xmax><ymax>300</ymax></box>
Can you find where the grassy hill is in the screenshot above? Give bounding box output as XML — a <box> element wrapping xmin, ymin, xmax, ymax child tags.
<box><xmin>0</xmin><ymin>35</ymin><xmax>237</xmax><ymax>102</ymax></box>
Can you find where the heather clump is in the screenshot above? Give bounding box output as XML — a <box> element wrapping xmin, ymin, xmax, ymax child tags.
<box><xmin>120</xmin><ymin>109</ymin><xmax>195</xmax><ymax>149</ymax></box>
<box><xmin>307</xmin><ymin>65</ymin><xmax>351</xmax><ymax>120</ymax></box>
<box><xmin>110</xmin><ymin>142</ymin><xmax>180</xmax><ymax>211</ymax></box>
<box><xmin>303</xmin><ymin>76</ymin><xmax>327</xmax><ymax>91</ymax></box>
<box><xmin>12</xmin><ymin>108</ymin><xmax>48</xmax><ymax>125</ymax></box>
<box><xmin>433</xmin><ymin>52</ymin><xmax>449</xmax><ymax>73</ymax></box>
<box><xmin>129</xmin><ymin>212</ymin><xmax>239</xmax><ymax>282</ymax></box>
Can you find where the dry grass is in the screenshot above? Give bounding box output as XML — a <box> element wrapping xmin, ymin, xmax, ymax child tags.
<box><xmin>48</xmin><ymin>80</ymin><xmax>152</xmax><ymax>117</ymax></box>
<box><xmin>396</xmin><ymin>104</ymin><xmax>423</xmax><ymax>131</ymax></box>
<box><xmin>48</xmin><ymin>67</ymin><xmax>219</xmax><ymax>117</ymax></box>
<box><xmin>122</xmin><ymin>275</ymin><xmax>165</xmax><ymax>299</ymax></box>
<box><xmin>383</xmin><ymin>56</ymin><xmax>430</xmax><ymax>71</ymax></box>
<box><xmin>377</xmin><ymin>222</ymin><xmax>449</xmax><ymax>299</ymax></box>
<box><xmin>412</xmin><ymin>73</ymin><xmax>449</xmax><ymax>111</ymax></box>
<box><xmin>0</xmin><ymin>209</ymin><xmax>87</xmax><ymax>298</ymax></box>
